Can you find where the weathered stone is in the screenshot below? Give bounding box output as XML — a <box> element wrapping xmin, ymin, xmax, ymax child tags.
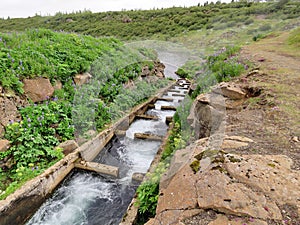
<box><xmin>132</xmin><ymin>172</ymin><xmax>145</xmax><ymax>182</ymax></box>
<box><xmin>208</xmin><ymin>214</ymin><xmax>267</xmax><ymax>225</ymax></box>
<box><xmin>196</xmin><ymin>170</ymin><xmax>282</xmax><ymax>220</ymax></box>
<box><xmin>53</xmin><ymin>80</ymin><xmax>62</xmax><ymax>90</ymax></box>
<box><xmin>213</xmin><ymin>82</ymin><xmax>246</xmax><ymax>100</ymax></box>
<box><xmin>56</xmin><ymin>140</ymin><xmax>79</xmax><ymax>155</ymax></box>
<box><xmin>152</xmin><ymin>209</ymin><xmax>203</xmax><ymax>225</ymax></box>
<box><xmin>225</xmin><ymin>135</ymin><xmax>254</xmax><ymax>143</ymax></box>
<box><xmin>292</xmin><ymin>136</ymin><xmax>299</xmax><ymax>142</ymax></box>
<box><xmin>221</xmin><ymin>139</ymin><xmax>249</xmax><ymax>149</ymax></box>
<box><xmin>225</xmin><ymin>154</ymin><xmax>300</xmax><ymax>213</ymax></box>
<box><xmin>0</xmin><ymin>125</ymin><xmax>4</xmax><ymax>137</ymax></box>
<box><xmin>0</xmin><ymin>139</ymin><xmax>10</xmax><ymax>152</ymax></box>
<box><xmin>74</xmin><ymin>72</ymin><xmax>92</xmax><ymax>85</ymax></box>
<box><xmin>141</xmin><ymin>66</ymin><xmax>151</xmax><ymax>77</ymax></box>
<box><xmin>187</xmin><ymin>93</ymin><xmax>226</xmax><ymax>140</ymax></box>
<box><xmin>0</xmin><ymin>97</ymin><xmax>19</xmax><ymax>126</ymax></box>
<box><xmin>23</xmin><ymin>77</ymin><xmax>54</xmax><ymax>102</ymax></box>
<box><xmin>157</xmin><ymin>148</ymin><xmax>198</xmax><ymax>214</ymax></box>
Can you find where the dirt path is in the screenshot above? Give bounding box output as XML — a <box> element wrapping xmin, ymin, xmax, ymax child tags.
<box><xmin>226</xmin><ymin>32</ymin><xmax>300</xmax><ymax>169</ymax></box>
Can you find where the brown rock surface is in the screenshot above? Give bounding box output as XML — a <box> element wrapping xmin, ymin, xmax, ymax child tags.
<box><xmin>56</xmin><ymin>140</ymin><xmax>79</xmax><ymax>155</ymax></box>
<box><xmin>74</xmin><ymin>72</ymin><xmax>92</xmax><ymax>85</ymax></box>
<box><xmin>23</xmin><ymin>77</ymin><xmax>54</xmax><ymax>102</ymax></box>
<box><xmin>213</xmin><ymin>82</ymin><xmax>246</xmax><ymax>100</ymax></box>
<box><xmin>0</xmin><ymin>139</ymin><xmax>10</xmax><ymax>152</ymax></box>
<box><xmin>151</xmin><ymin>137</ymin><xmax>299</xmax><ymax>224</ymax></box>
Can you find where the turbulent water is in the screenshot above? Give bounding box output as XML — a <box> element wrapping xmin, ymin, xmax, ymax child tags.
<box><xmin>26</xmin><ymin>82</ymin><xmax>189</xmax><ymax>225</ymax></box>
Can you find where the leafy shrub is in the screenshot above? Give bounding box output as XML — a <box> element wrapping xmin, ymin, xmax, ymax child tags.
<box><xmin>3</xmin><ymin>100</ymin><xmax>74</xmax><ymax>167</ymax></box>
<box><xmin>259</xmin><ymin>24</ymin><xmax>272</xmax><ymax>32</ymax></box>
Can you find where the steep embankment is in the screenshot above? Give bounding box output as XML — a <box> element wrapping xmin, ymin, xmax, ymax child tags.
<box><xmin>146</xmin><ymin>30</ymin><xmax>300</xmax><ymax>225</ymax></box>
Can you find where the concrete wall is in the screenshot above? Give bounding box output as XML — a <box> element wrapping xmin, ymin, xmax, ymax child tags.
<box><xmin>0</xmin><ymin>81</ymin><xmax>175</xmax><ymax>225</ymax></box>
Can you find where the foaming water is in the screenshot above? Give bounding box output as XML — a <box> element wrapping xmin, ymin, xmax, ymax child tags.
<box><xmin>147</xmin><ymin>109</ymin><xmax>175</xmax><ymax>121</ymax></box>
<box><xmin>125</xmin><ymin>119</ymin><xmax>168</xmax><ymax>139</ymax></box>
<box><xmin>119</xmin><ymin>138</ymin><xmax>161</xmax><ymax>181</ymax></box>
<box><xmin>26</xmin><ymin>172</ymin><xmax>113</xmax><ymax>225</ymax></box>
<box><xmin>154</xmin><ymin>100</ymin><xmax>173</xmax><ymax>110</ymax></box>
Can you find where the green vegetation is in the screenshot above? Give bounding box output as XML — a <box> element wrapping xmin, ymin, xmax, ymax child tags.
<box><xmin>0</xmin><ymin>28</ymin><xmax>167</xmax><ymax>199</ymax></box>
<box><xmin>288</xmin><ymin>27</ymin><xmax>300</xmax><ymax>47</ymax></box>
<box><xmin>191</xmin><ymin>45</ymin><xmax>247</xmax><ymax>98</ymax></box>
<box><xmin>0</xmin><ymin>29</ymin><xmax>122</xmax><ymax>94</ymax></box>
<box><xmin>0</xmin><ymin>1</ymin><xmax>299</xmax><ymax>42</ymax></box>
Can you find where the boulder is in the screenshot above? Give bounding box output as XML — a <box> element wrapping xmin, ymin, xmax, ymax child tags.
<box><xmin>141</xmin><ymin>66</ymin><xmax>151</xmax><ymax>77</ymax></box>
<box><xmin>74</xmin><ymin>72</ymin><xmax>92</xmax><ymax>85</ymax></box>
<box><xmin>0</xmin><ymin>97</ymin><xmax>20</xmax><ymax>126</ymax></box>
<box><xmin>0</xmin><ymin>139</ymin><xmax>10</xmax><ymax>152</ymax></box>
<box><xmin>187</xmin><ymin>93</ymin><xmax>226</xmax><ymax>140</ymax></box>
<box><xmin>23</xmin><ymin>77</ymin><xmax>54</xmax><ymax>102</ymax></box>
<box><xmin>53</xmin><ymin>80</ymin><xmax>62</xmax><ymax>90</ymax></box>
<box><xmin>213</xmin><ymin>82</ymin><xmax>246</xmax><ymax>100</ymax></box>
<box><xmin>56</xmin><ymin>140</ymin><xmax>79</xmax><ymax>155</ymax></box>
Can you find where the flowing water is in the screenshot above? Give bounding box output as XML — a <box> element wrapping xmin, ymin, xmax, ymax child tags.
<box><xmin>26</xmin><ymin>81</ymin><xmax>189</xmax><ymax>225</ymax></box>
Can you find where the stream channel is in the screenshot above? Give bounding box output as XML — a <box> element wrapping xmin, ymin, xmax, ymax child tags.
<box><xmin>26</xmin><ymin>80</ymin><xmax>190</xmax><ymax>225</ymax></box>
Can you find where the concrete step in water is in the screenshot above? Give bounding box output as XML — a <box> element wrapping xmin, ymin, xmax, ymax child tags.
<box><xmin>161</xmin><ymin>105</ymin><xmax>177</xmax><ymax>110</ymax></box>
<box><xmin>135</xmin><ymin>114</ymin><xmax>159</xmax><ymax>121</ymax></box>
<box><xmin>134</xmin><ymin>133</ymin><xmax>164</xmax><ymax>141</ymax></box>
<box><xmin>156</xmin><ymin>97</ymin><xmax>174</xmax><ymax>102</ymax></box>
<box><xmin>171</xmin><ymin>93</ymin><xmax>186</xmax><ymax>97</ymax></box>
<box><xmin>75</xmin><ymin>161</ymin><xmax>119</xmax><ymax>178</ymax></box>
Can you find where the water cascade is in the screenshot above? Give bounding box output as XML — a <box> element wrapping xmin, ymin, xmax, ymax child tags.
<box><xmin>26</xmin><ymin>79</ymin><xmax>190</xmax><ymax>225</ymax></box>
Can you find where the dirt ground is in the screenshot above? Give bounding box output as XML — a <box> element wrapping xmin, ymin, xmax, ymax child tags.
<box><xmin>226</xmin><ymin>32</ymin><xmax>300</xmax><ymax>169</ymax></box>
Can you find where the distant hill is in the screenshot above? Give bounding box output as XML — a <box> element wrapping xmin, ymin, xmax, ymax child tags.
<box><xmin>0</xmin><ymin>1</ymin><xmax>299</xmax><ymax>41</ymax></box>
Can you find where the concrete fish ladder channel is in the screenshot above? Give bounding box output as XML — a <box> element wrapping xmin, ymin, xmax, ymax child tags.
<box><xmin>0</xmin><ymin>79</ymin><xmax>190</xmax><ymax>225</ymax></box>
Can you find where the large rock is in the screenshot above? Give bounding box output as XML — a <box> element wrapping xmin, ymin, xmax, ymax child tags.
<box><xmin>23</xmin><ymin>78</ymin><xmax>54</xmax><ymax>102</ymax></box>
<box><xmin>213</xmin><ymin>82</ymin><xmax>246</xmax><ymax>100</ymax></box>
<box><xmin>0</xmin><ymin>139</ymin><xmax>10</xmax><ymax>152</ymax></box>
<box><xmin>56</xmin><ymin>140</ymin><xmax>79</xmax><ymax>155</ymax></box>
<box><xmin>0</xmin><ymin>97</ymin><xmax>20</xmax><ymax>126</ymax></box>
<box><xmin>74</xmin><ymin>72</ymin><xmax>92</xmax><ymax>85</ymax></box>
<box><xmin>187</xmin><ymin>93</ymin><xmax>226</xmax><ymax>140</ymax></box>
<box><xmin>151</xmin><ymin>137</ymin><xmax>300</xmax><ymax>224</ymax></box>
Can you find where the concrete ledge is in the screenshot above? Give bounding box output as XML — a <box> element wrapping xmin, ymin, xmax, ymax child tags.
<box><xmin>0</xmin><ymin>151</ymin><xmax>79</xmax><ymax>225</ymax></box>
<box><xmin>135</xmin><ymin>115</ymin><xmax>159</xmax><ymax>121</ymax></box>
<box><xmin>134</xmin><ymin>133</ymin><xmax>164</xmax><ymax>141</ymax></box>
<box><xmin>171</xmin><ymin>93</ymin><xmax>186</xmax><ymax>97</ymax></box>
<box><xmin>168</xmin><ymin>89</ymin><xmax>181</xmax><ymax>93</ymax></box>
<box><xmin>75</xmin><ymin>161</ymin><xmax>119</xmax><ymax>178</ymax></box>
<box><xmin>161</xmin><ymin>105</ymin><xmax>176</xmax><ymax>110</ymax></box>
<box><xmin>157</xmin><ymin>97</ymin><xmax>174</xmax><ymax>102</ymax></box>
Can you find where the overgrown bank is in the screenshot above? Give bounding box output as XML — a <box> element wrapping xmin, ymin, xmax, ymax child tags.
<box><xmin>0</xmin><ymin>29</ymin><xmax>169</xmax><ymax>200</ymax></box>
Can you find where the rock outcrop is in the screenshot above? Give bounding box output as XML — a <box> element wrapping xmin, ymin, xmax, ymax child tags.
<box><xmin>74</xmin><ymin>72</ymin><xmax>92</xmax><ymax>85</ymax></box>
<box><xmin>0</xmin><ymin>139</ymin><xmax>10</xmax><ymax>152</ymax></box>
<box><xmin>148</xmin><ymin>137</ymin><xmax>300</xmax><ymax>224</ymax></box>
<box><xmin>23</xmin><ymin>77</ymin><xmax>54</xmax><ymax>102</ymax></box>
<box><xmin>56</xmin><ymin>140</ymin><xmax>79</xmax><ymax>155</ymax></box>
